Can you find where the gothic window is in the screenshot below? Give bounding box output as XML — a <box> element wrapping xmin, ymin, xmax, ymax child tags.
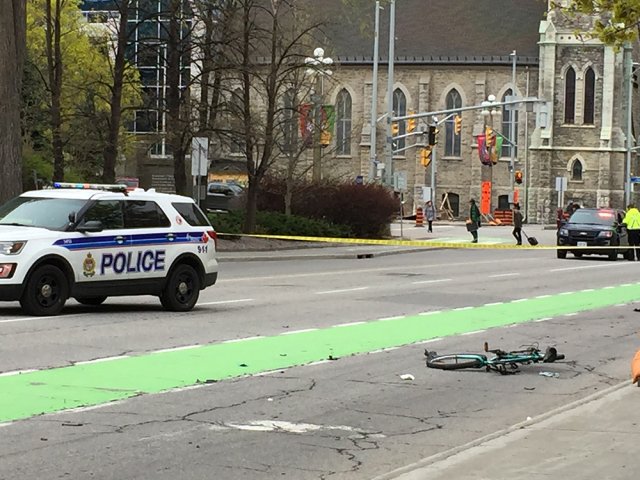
<box><xmin>501</xmin><ymin>89</ymin><xmax>518</xmax><ymax>158</ymax></box>
<box><xmin>282</xmin><ymin>89</ymin><xmax>296</xmax><ymax>154</ymax></box>
<box><xmin>584</xmin><ymin>67</ymin><xmax>595</xmax><ymax>125</ymax></box>
<box><xmin>336</xmin><ymin>89</ymin><xmax>352</xmax><ymax>155</ymax></box>
<box><xmin>230</xmin><ymin>88</ymin><xmax>245</xmax><ymax>154</ymax></box>
<box><xmin>445</xmin><ymin>89</ymin><xmax>462</xmax><ymax>156</ymax></box>
<box><xmin>393</xmin><ymin>89</ymin><xmax>407</xmax><ymax>152</ymax></box>
<box><xmin>571</xmin><ymin>159</ymin><xmax>583</xmax><ymax>181</ymax></box>
<box><xmin>564</xmin><ymin>67</ymin><xmax>576</xmax><ymax>124</ymax></box>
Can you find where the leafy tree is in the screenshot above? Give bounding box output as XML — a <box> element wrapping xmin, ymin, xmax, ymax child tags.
<box><xmin>0</xmin><ymin>0</ymin><xmax>26</xmax><ymax>203</ymax></box>
<box><xmin>26</xmin><ymin>0</ymin><xmax>140</xmax><ymax>182</ymax></box>
<box><xmin>554</xmin><ymin>0</ymin><xmax>640</xmax><ymax>46</ymax></box>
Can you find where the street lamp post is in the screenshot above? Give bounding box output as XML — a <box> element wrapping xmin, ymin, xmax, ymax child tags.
<box><xmin>480</xmin><ymin>94</ymin><xmax>501</xmax><ymax>215</ymax></box>
<box><xmin>305</xmin><ymin>47</ymin><xmax>333</xmax><ymax>182</ymax></box>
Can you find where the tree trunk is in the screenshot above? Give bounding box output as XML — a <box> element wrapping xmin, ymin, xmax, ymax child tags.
<box><xmin>103</xmin><ymin>0</ymin><xmax>130</xmax><ymax>183</ymax></box>
<box><xmin>0</xmin><ymin>0</ymin><xmax>25</xmax><ymax>202</ymax></box>
<box><xmin>46</xmin><ymin>0</ymin><xmax>65</xmax><ymax>181</ymax></box>
<box><xmin>167</xmin><ymin>0</ymin><xmax>188</xmax><ymax>195</ymax></box>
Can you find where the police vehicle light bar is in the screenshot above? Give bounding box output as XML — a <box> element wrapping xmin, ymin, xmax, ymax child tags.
<box><xmin>52</xmin><ymin>182</ymin><xmax>128</xmax><ymax>192</ymax></box>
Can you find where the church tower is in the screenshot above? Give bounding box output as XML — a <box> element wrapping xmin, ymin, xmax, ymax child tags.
<box><xmin>528</xmin><ymin>2</ymin><xmax>633</xmax><ymax>222</ymax></box>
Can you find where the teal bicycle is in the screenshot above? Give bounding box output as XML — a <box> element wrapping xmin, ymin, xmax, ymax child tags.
<box><xmin>425</xmin><ymin>342</ymin><xmax>565</xmax><ymax>375</ymax></box>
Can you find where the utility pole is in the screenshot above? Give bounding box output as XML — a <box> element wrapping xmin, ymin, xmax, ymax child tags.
<box><xmin>384</xmin><ymin>0</ymin><xmax>395</xmax><ymax>187</ymax></box>
<box><xmin>369</xmin><ymin>1</ymin><xmax>381</xmax><ymax>181</ymax></box>
<box><xmin>625</xmin><ymin>43</ymin><xmax>633</xmax><ymax>206</ymax></box>
<box><xmin>510</xmin><ymin>50</ymin><xmax>517</xmax><ymax>202</ymax></box>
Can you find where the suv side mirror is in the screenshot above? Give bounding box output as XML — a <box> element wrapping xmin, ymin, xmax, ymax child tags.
<box><xmin>76</xmin><ymin>220</ymin><xmax>103</xmax><ymax>233</ymax></box>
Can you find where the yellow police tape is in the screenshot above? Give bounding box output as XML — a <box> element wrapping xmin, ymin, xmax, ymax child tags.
<box><xmin>218</xmin><ymin>233</ymin><xmax>628</xmax><ymax>250</ymax></box>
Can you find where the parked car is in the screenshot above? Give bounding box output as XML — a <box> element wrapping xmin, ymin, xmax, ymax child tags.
<box><xmin>556</xmin><ymin>207</ymin><xmax>631</xmax><ymax>260</ymax></box>
<box><xmin>204</xmin><ymin>182</ymin><xmax>245</xmax><ymax>212</ymax></box>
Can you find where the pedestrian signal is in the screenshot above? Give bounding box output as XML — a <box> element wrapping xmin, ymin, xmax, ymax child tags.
<box><xmin>421</xmin><ymin>147</ymin><xmax>432</xmax><ymax>167</ymax></box>
<box><xmin>515</xmin><ymin>170</ymin><xmax>523</xmax><ymax>184</ymax></box>
<box><xmin>391</xmin><ymin>122</ymin><xmax>399</xmax><ymax>136</ymax></box>
<box><xmin>454</xmin><ymin>115</ymin><xmax>462</xmax><ymax>135</ymax></box>
<box><xmin>427</xmin><ymin>125</ymin><xmax>439</xmax><ymax>146</ymax></box>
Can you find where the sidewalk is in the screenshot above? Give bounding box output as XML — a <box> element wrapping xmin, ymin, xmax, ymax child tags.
<box><xmin>377</xmin><ymin>381</ymin><xmax>637</xmax><ymax>480</ymax></box>
<box><xmin>216</xmin><ymin>222</ymin><xmax>558</xmax><ymax>262</ymax></box>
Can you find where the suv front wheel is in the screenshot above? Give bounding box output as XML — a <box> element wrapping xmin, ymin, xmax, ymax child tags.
<box><xmin>160</xmin><ymin>264</ymin><xmax>201</xmax><ymax>311</ymax></box>
<box><xmin>557</xmin><ymin>249</ymin><xmax>567</xmax><ymax>259</ymax></box>
<box><xmin>20</xmin><ymin>264</ymin><xmax>69</xmax><ymax>316</ymax></box>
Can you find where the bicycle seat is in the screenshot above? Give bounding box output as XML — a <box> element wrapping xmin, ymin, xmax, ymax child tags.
<box><xmin>483</xmin><ymin>342</ymin><xmax>507</xmax><ymax>356</ymax></box>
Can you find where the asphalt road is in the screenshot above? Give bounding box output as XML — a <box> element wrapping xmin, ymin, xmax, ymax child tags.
<box><xmin>1</xmin><ymin>235</ymin><xmax>639</xmax><ymax>479</ymax></box>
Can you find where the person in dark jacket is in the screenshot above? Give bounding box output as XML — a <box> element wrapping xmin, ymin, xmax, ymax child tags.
<box><xmin>468</xmin><ymin>199</ymin><xmax>481</xmax><ymax>243</ymax></box>
<box><xmin>512</xmin><ymin>203</ymin><xmax>523</xmax><ymax>245</ymax></box>
<box><xmin>424</xmin><ymin>200</ymin><xmax>436</xmax><ymax>233</ymax></box>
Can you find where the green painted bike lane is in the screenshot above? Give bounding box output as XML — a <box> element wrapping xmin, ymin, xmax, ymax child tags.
<box><xmin>1</xmin><ymin>283</ymin><xmax>638</xmax><ymax>423</ymax></box>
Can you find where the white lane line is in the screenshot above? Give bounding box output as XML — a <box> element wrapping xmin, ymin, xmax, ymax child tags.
<box><xmin>334</xmin><ymin>321</ymin><xmax>366</xmax><ymax>328</ymax></box>
<box><xmin>534</xmin><ymin>317</ymin><xmax>552</xmax><ymax>322</ymax></box>
<box><xmin>484</xmin><ymin>302</ymin><xmax>504</xmax><ymax>307</ymax></box>
<box><xmin>0</xmin><ymin>369</ymin><xmax>37</xmax><ymax>377</ymax></box>
<box><xmin>581</xmin><ymin>288</ymin><xmax>595</xmax><ymax>293</ymax></box>
<box><xmin>198</xmin><ymin>298</ymin><xmax>253</xmax><ymax>306</ymax></box>
<box><xmin>419</xmin><ymin>311</ymin><xmax>442</xmax><ymax>316</ymax></box>
<box><xmin>488</xmin><ymin>273</ymin><xmax>520</xmax><ymax>278</ymax></box>
<box><xmin>308</xmin><ymin>360</ymin><xmax>332</xmax><ymax>367</ymax></box>
<box><xmin>564</xmin><ymin>313</ymin><xmax>578</xmax><ymax>317</ymax></box>
<box><xmin>75</xmin><ymin>355</ymin><xmax>129</xmax><ymax>365</ymax></box>
<box><xmin>315</xmin><ymin>287</ymin><xmax>369</xmax><ymax>295</ymax></box>
<box><xmin>535</xmin><ymin>295</ymin><xmax>551</xmax><ymax>299</ymax></box>
<box><xmin>379</xmin><ymin>315</ymin><xmax>405</xmax><ymax>321</ymax></box>
<box><xmin>461</xmin><ymin>330</ymin><xmax>486</xmax><ymax>336</ymax></box>
<box><xmin>412</xmin><ymin>278</ymin><xmax>452</xmax><ymax>285</ymax></box>
<box><xmin>550</xmin><ymin>263</ymin><xmax>633</xmax><ymax>273</ymax></box>
<box><xmin>512</xmin><ymin>299</ymin><xmax>528</xmax><ymax>303</ymax></box>
<box><xmin>223</xmin><ymin>336</ymin><xmax>262</xmax><ymax>344</ymax></box>
<box><xmin>153</xmin><ymin>345</ymin><xmax>200</xmax><ymax>353</ymax></box>
<box><xmin>281</xmin><ymin>328</ymin><xmax>318</xmax><ymax>335</ymax></box>
<box><xmin>417</xmin><ymin>337</ymin><xmax>443</xmax><ymax>344</ymax></box>
<box><xmin>453</xmin><ymin>306</ymin><xmax>473</xmax><ymax>311</ymax></box>
<box><xmin>0</xmin><ymin>316</ymin><xmax>63</xmax><ymax>324</ymax></box>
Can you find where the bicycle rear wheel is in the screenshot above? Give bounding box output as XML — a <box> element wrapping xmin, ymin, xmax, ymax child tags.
<box><xmin>426</xmin><ymin>354</ymin><xmax>486</xmax><ymax>370</ymax></box>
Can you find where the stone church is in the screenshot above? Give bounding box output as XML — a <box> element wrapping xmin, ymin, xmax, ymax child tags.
<box><xmin>292</xmin><ymin>0</ymin><xmax>638</xmax><ymax>224</ymax></box>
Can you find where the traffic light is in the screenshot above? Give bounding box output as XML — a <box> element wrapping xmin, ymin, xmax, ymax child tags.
<box><xmin>515</xmin><ymin>170</ymin><xmax>523</xmax><ymax>184</ymax></box>
<box><xmin>485</xmin><ymin>126</ymin><xmax>494</xmax><ymax>147</ymax></box>
<box><xmin>427</xmin><ymin>125</ymin><xmax>439</xmax><ymax>146</ymax></box>
<box><xmin>391</xmin><ymin>122</ymin><xmax>399</xmax><ymax>136</ymax></box>
<box><xmin>454</xmin><ymin>115</ymin><xmax>462</xmax><ymax>135</ymax></box>
<box><xmin>408</xmin><ymin>117</ymin><xmax>417</xmax><ymax>133</ymax></box>
<box><xmin>421</xmin><ymin>147</ymin><xmax>432</xmax><ymax>167</ymax></box>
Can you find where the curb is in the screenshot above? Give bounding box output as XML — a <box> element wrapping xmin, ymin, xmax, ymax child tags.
<box><xmin>372</xmin><ymin>380</ymin><xmax>629</xmax><ymax>480</ymax></box>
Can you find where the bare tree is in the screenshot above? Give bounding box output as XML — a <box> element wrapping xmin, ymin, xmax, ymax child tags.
<box><xmin>0</xmin><ymin>0</ymin><xmax>26</xmax><ymax>202</ymax></box>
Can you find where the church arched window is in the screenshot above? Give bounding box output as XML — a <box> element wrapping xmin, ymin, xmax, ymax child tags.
<box><xmin>393</xmin><ymin>89</ymin><xmax>407</xmax><ymax>152</ymax></box>
<box><xmin>571</xmin><ymin>158</ymin><xmax>583</xmax><ymax>181</ymax></box>
<box><xmin>583</xmin><ymin>67</ymin><xmax>595</xmax><ymax>125</ymax></box>
<box><xmin>564</xmin><ymin>67</ymin><xmax>576</xmax><ymax>124</ymax></box>
<box><xmin>336</xmin><ymin>89</ymin><xmax>352</xmax><ymax>155</ymax></box>
<box><xmin>444</xmin><ymin>89</ymin><xmax>461</xmax><ymax>157</ymax></box>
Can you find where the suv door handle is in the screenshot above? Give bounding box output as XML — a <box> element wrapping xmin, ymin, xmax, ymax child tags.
<box><xmin>114</xmin><ymin>235</ymin><xmax>126</xmax><ymax>245</ymax></box>
<box><xmin>166</xmin><ymin>233</ymin><xmax>175</xmax><ymax>241</ymax></box>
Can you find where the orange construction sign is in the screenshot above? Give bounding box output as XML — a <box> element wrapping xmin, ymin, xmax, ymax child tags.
<box><xmin>480</xmin><ymin>181</ymin><xmax>491</xmax><ymax>215</ymax></box>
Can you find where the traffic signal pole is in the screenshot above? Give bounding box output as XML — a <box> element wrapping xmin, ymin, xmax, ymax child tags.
<box><xmin>509</xmin><ymin>50</ymin><xmax>517</xmax><ymax>202</ymax></box>
<box><xmin>383</xmin><ymin>0</ymin><xmax>395</xmax><ymax>187</ymax></box>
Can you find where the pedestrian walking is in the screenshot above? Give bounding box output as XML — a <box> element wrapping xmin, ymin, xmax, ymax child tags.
<box><xmin>512</xmin><ymin>203</ymin><xmax>523</xmax><ymax>245</ymax></box>
<box><xmin>623</xmin><ymin>203</ymin><xmax>640</xmax><ymax>260</ymax></box>
<box><xmin>468</xmin><ymin>199</ymin><xmax>481</xmax><ymax>243</ymax></box>
<box><xmin>424</xmin><ymin>200</ymin><xmax>436</xmax><ymax>233</ymax></box>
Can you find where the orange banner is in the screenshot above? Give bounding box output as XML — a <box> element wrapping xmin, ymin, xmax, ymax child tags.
<box><xmin>481</xmin><ymin>181</ymin><xmax>491</xmax><ymax>215</ymax></box>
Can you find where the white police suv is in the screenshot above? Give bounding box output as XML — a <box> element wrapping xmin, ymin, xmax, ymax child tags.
<box><xmin>0</xmin><ymin>183</ymin><xmax>218</xmax><ymax>316</ymax></box>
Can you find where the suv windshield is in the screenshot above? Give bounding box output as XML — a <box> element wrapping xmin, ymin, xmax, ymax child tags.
<box><xmin>0</xmin><ymin>196</ymin><xmax>87</xmax><ymax>230</ymax></box>
<box><xmin>569</xmin><ymin>209</ymin><xmax>617</xmax><ymax>226</ymax></box>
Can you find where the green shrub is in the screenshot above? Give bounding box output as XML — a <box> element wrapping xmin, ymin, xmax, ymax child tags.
<box><xmin>208</xmin><ymin>210</ymin><xmax>352</xmax><ymax>238</ymax></box>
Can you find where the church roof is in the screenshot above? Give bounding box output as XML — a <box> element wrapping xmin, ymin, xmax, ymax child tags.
<box><xmin>316</xmin><ymin>0</ymin><xmax>549</xmax><ymax>66</ymax></box>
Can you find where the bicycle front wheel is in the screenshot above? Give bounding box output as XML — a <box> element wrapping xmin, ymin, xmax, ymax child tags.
<box><xmin>426</xmin><ymin>354</ymin><xmax>486</xmax><ymax>370</ymax></box>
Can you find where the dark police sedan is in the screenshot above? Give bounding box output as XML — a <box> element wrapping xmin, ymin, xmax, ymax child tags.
<box><xmin>557</xmin><ymin>207</ymin><xmax>632</xmax><ymax>261</ymax></box>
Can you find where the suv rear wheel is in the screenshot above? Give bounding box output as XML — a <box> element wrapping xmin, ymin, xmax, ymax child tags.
<box><xmin>20</xmin><ymin>265</ymin><xmax>69</xmax><ymax>316</ymax></box>
<box><xmin>557</xmin><ymin>249</ymin><xmax>567</xmax><ymax>259</ymax></box>
<box><xmin>160</xmin><ymin>264</ymin><xmax>200</xmax><ymax>311</ymax></box>
<box><xmin>608</xmin><ymin>249</ymin><xmax>618</xmax><ymax>261</ymax></box>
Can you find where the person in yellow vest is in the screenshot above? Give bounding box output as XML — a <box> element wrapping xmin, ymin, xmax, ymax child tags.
<box><xmin>623</xmin><ymin>204</ymin><xmax>640</xmax><ymax>261</ymax></box>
